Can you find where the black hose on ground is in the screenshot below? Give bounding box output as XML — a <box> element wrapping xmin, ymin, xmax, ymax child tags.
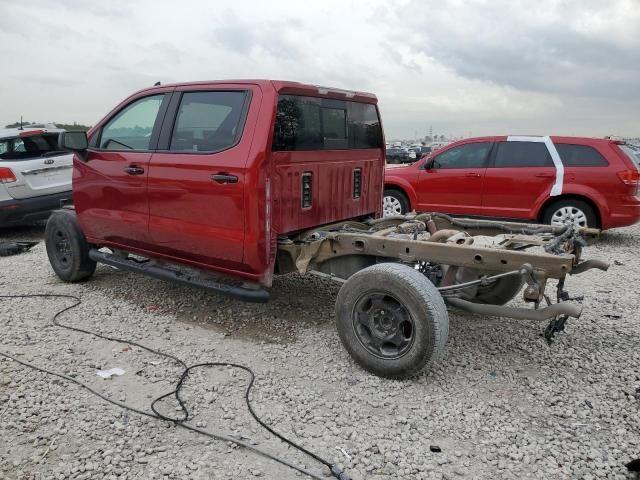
<box><xmin>0</xmin><ymin>294</ymin><xmax>351</xmax><ymax>480</ymax></box>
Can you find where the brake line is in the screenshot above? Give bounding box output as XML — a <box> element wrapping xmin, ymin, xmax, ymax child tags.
<box><xmin>0</xmin><ymin>294</ymin><xmax>352</xmax><ymax>480</ymax></box>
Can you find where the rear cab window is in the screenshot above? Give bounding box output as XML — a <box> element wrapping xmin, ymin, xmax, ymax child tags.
<box><xmin>272</xmin><ymin>95</ymin><xmax>383</xmax><ymax>151</ymax></box>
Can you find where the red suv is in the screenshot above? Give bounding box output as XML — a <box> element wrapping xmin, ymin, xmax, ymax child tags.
<box><xmin>383</xmin><ymin>135</ymin><xmax>640</xmax><ymax>229</ymax></box>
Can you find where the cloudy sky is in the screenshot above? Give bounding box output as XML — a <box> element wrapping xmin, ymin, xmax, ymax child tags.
<box><xmin>1</xmin><ymin>0</ymin><xmax>638</xmax><ymax>139</ymax></box>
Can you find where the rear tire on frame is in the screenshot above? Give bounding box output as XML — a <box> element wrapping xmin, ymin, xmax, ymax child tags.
<box><xmin>336</xmin><ymin>263</ymin><xmax>449</xmax><ymax>379</ymax></box>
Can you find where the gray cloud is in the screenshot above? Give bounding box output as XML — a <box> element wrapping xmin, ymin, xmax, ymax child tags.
<box><xmin>399</xmin><ymin>0</ymin><xmax>640</xmax><ymax>99</ymax></box>
<box><xmin>0</xmin><ymin>0</ymin><xmax>637</xmax><ymax>138</ymax></box>
<box><xmin>210</xmin><ymin>11</ymin><xmax>304</xmax><ymax>60</ymax></box>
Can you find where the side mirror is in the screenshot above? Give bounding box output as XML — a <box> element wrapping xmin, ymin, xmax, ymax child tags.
<box><xmin>59</xmin><ymin>131</ymin><xmax>88</xmax><ymax>160</ymax></box>
<box><xmin>423</xmin><ymin>156</ymin><xmax>435</xmax><ymax>170</ymax></box>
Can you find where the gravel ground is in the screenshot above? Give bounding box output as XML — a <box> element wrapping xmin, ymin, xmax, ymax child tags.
<box><xmin>1</xmin><ymin>224</ymin><xmax>639</xmax><ymax>480</ymax></box>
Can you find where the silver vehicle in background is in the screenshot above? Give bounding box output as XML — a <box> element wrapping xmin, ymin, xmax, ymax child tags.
<box><xmin>0</xmin><ymin>126</ymin><xmax>73</xmax><ymax>226</ymax></box>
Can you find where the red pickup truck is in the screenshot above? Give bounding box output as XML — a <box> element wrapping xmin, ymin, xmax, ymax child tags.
<box><xmin>46</xmin><ymin>80</ymin><xmax>606</xmax><ymax>378</ymax></box>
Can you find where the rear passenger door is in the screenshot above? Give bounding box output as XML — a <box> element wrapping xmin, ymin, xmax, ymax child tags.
<box><xmin>146</xmin><ymin>88</ymin><xmax>253</xmax><ymax>269</ymax></box>
<box><xmin>482</xmin><ymin>141</ymin><xmax>556</xmax><ymax>219</ymax></box>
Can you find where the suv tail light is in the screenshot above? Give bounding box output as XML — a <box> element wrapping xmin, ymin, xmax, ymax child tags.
<box><xmin>617</xmin><ymin>169</ymin><xmax>640</xmax><ymax>194</ymax></box>
<box><xmin>0</xmin><ymin>167</ymin><xmax>17</xmax><ymax>183</ymax></box>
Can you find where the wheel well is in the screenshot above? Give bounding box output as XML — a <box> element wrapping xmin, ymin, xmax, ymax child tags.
<box><xmin>538</xmin><ymin>194</ymin><xmax>601</xmax><ymax>228</ymax></box>
<box><xmin>384</xmin><ymin>185</ymin><xmax>411</xmax><ymax>209</ymax></box>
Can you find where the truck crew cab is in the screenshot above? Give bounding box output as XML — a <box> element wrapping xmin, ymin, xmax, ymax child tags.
<box><xmin>47</xmin><ymin>80</ymin><xmax>605</xmax><ymax>378</ymax></box>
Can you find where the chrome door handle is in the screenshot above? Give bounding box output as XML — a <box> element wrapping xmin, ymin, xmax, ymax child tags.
<box><xmin>211</xmin><ymin>173</ymin><xmax>238</xmax><ymax>184</ymax></box>
<box><xmin>125</xmin><ymin>166</ymin><xmax>145</xmax><ymax>175</ymax></box>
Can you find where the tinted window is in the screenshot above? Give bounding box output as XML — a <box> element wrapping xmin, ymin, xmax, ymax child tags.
<box><xmin>100</xmin><ymin>95</ymin><xmax>164</xmax><ymax>151</ymax></box>
<box><xmin>555</xmin><ymin>144</ymin><xmax>608</xmax><ymax>167</ymax></box>
<box><xmin>431</xmin><ymin>142</ymin><xmax>491</xmax><ymax>169</ymax></box>
<box><xmin>0</xmin><ymin>134</ymin><xmax>62</xmax><ymax>161</ymax></box>
<box><xmin>494</xmin><ymin>141</ymin><xmax>553</xmax><ymax>167</ymax></box>
<box><xmin>170</xmin><ymin>91</ymin><xmax>248</xmax><ymax>152</ymax></box>
<box><xmin>272</xmin><ymin>95</ymin><xmax>382</xmax><ymax>151</ymax></box>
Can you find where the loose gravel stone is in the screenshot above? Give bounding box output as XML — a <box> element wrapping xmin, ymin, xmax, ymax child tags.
<box><xmin>1</xmin><ymin>224</ymin><xmax>639</xmax><ymax>479</ymax></box>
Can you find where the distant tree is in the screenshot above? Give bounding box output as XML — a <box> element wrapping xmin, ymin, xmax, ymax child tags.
<box><xmin>4</xmin><ymin>121</ymin><xmax>92</xmax><ymax>131</ymax></box>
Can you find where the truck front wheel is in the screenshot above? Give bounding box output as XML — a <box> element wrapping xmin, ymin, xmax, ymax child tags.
<box><xmin>45</xmin><ymin>210</ymin><xmax>96</xmax><ymax>282</ymax></box>
<box><xmin>336</xmin><ymin>263</ymin><xmax>449</xmax><ymax>379</ymax></box>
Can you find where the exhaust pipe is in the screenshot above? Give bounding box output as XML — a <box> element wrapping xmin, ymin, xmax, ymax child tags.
<box><xmin>446</xmin><ymin>297</ymin><xmax>582</xmax><ymax>320</ymax></box>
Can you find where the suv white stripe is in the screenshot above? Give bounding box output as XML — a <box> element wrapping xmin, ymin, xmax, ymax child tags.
<box><xmin>507</xmin><ymin>135</ymin><xmax>564</xmax><ymax>196</ymax></box>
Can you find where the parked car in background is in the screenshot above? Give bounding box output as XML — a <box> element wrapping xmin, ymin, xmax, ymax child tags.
<box><xmin>386</xmin><ymin>147</ymin><xmax>414</xmax><ymax>164</ymax></box>
<box><xmin>383</xmin><ymin>135</ymin><xmax>640</xmax><ymax>229</ymax></box>
<box><xmin>0</xmin><ymin>127</ymin><xmax>72</xmax><ymax>226</ymax></box>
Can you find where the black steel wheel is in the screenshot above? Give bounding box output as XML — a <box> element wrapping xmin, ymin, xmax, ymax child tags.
<box><xmin>45</xmin><ymin>210</ymin><xmax>96</xmax><ymax>282</ymax></box>
<box><xmin>336</xmin><ymin>263</ymin><xmax>449</xmax><ymax>379</ymax></box>
<box><xmin>352</xmin><ymin>292</ymin><xmax>415</xmax><ymax>359</ymax></box>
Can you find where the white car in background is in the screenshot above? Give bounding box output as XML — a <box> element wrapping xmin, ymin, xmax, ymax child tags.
<box><xmin>0</xmin><ymin>127</ymin><xmax>73</xmax><ymax>227</ymax></box>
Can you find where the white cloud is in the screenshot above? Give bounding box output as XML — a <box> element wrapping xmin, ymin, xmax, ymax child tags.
<box><xmin>0</xmin><ymin>0</ymin><xmax>637</xmax><ymax>138</ymax></box>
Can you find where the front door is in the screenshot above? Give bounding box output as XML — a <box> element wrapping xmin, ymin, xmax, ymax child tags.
<box><xmin>75</xmin><ymin>94</ymin><xmax>169</xmax><ymax>247</ymax></box>
<box><xmin>417</xmin><ymin>141</ymin><xmax>491</xmax><ymax>215</ymax></box>
<box><xmin>147</xmin><ymin>89</ymin><xmax>253</xmax><ymax>270</ymax></box>
<box><xmin>481</xmin><ymin>140</ymin><xmax>556</xmax><ymax>219</ymax></box>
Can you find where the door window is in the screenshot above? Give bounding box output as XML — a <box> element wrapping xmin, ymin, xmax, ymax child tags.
<box><xmin>493</xmin><ymin>142</ymin><xmax>553</xmax><ymax>167</ymax></box>
<box><xmin>431</xmin><ymin>142</ymin><xmax>491</xmax><ymax>169</ymax></box>
<box><xmin>555</xmin><ymin>144</ymin><xmax>608</xmax><ymax>166</ymax></box>
<box><xmin>170</xmin><ymin>91</ymin><xmax>248</xmax><ymax>152</ymax></box>
<box><xmin>99</xmin><ymin>94</ymin><xmax>165</xmax><ymax>151</ymax></box>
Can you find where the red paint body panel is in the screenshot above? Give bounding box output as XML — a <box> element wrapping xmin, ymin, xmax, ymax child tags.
<box><xmin>74</xmin><ymin>80</ymin><xmax>385</xmax><ymax>285</ymax></box>
<box><xmin>384</xmin><ymin>136</ymin><xmax>640</xmax><ymax>230</ymax></box>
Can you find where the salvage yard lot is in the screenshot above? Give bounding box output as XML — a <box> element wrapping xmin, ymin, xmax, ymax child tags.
<box><xmin>1</xmin><ymin>225</ymin><xmax>639</xmax><ymax>480</ymax></box>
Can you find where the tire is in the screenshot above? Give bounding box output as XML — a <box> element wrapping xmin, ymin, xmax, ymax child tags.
<box><xmin>335</xmin><ymin>263</ymin><xmax>449</xmax><ymax>379</ymax></box>
<box><xmin>542</xmin><ymin>199</ymin><xmax>598</xmax><ymax>229</ymax></box>
<box><xmin>383</xmin><ymin>189</ymin><xmax>409</xmax><ymax>217</ymax></box>
<box><xmin>45</xmin><ymin>210</ymin><xmax>96</xmax><ymax>282</ymax></box>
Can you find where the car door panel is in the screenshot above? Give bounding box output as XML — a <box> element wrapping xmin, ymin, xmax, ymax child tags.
<box><xmin>417</xmin><ymin>142</ymin><xmax>491</xmax><ymax>215</ymax></box>
<box><xmin>481</xmin><ymin>141</ymin><xmax>556</xmax><ymax>219</ymax></box>
<box><xmin>74</xmin><ymin>151</ymin><xmax>152</xmax><ymax>245</ymax></box>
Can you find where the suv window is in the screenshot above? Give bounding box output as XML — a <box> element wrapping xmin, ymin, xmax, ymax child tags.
<box><xmin>170</xmin><ymin>91</ymin><xmax>248</xmax><ymax>152</ymax></box>
<box><xmin>431</xmin><ymin>142</ymin><xmax>491</xmax><ymax>169</ymax></box>
<box><xmin>493</xmin><ymin>142</ymin><xmax>553</xmax><ymax>167</ymax></box>
<box><xmin>272</xmin><ymin>95</ymin><xmax>383</xmax><ymax>151</ymax></box>
<box><xmin>0</xmin><ymin>133</ymin><xmax>63</xmax><ymax>161</ymax></box>
<box><xmin>555</xmin><ymin>144</ymin><xmax>609</xmax><ymax>167</ymax></box>
<box><xmin>99</xmin><ymin>94</ymin><xmax>165</xmax><ymax>151</ymax></box>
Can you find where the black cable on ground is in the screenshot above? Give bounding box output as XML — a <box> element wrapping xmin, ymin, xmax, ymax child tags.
<box><xmin>0</xmin><ymin>294</ymin><xmax>352</xmax><ymax>480</ymax></box>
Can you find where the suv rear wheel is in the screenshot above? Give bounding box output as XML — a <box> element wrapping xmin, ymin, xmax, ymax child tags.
<box><xmin>45</xmin><ymin>210</ymin><xmax>96</xmax><ymax>282</ymax></box>
<box><xmin>383</xmin><ymin>189</ymin><xmax>409</xmax><ymax>217</ymax></box>
<box><xmin>543</xmin><ymin>199</ymin><xmax>597</xmax><ymax>229</ymax></box>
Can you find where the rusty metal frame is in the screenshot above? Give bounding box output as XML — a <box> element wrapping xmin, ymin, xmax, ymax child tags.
<box><xmin>279</xmin><ymin>231</ymin><xmax>574</xmax><ymax>278</ymax></box>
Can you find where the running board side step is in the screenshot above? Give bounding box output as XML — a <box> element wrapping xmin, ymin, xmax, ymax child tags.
<box><xmin>446</xmin><ymin>297</ymin><xmax>582</xmax><ymax>320</ymax></box>
<box><xmin>88</xmin><ymin>249</ymin><xmax>270</xmax><ymax>303</ymax></box>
